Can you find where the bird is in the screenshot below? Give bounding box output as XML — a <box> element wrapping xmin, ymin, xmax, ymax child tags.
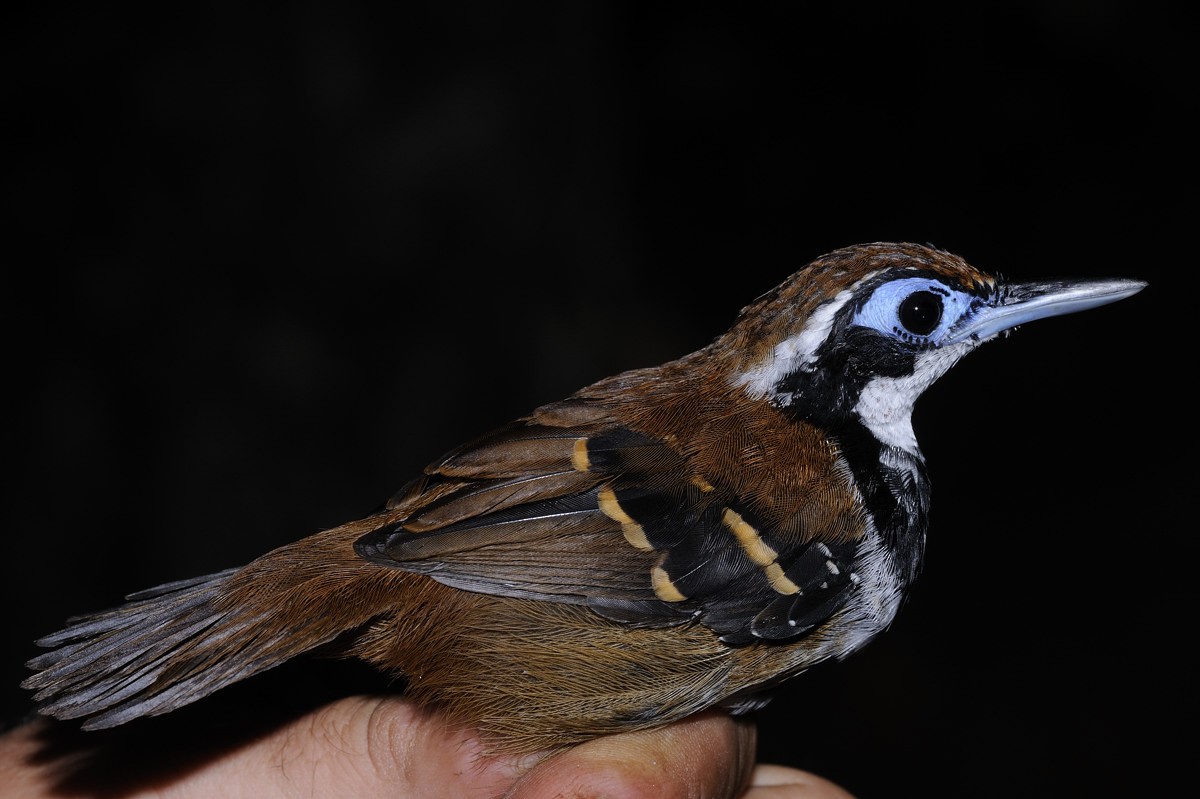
<box><xmin>22</xmin><ymin>242</ymin><xmax>1145</xmax><ymax>755</ymax></box>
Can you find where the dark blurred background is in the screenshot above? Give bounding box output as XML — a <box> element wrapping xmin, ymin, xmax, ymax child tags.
<box><xmin>3</xmin><ymin>2</ymin><xmax>1192</xmax><ymax>796</ymax></box>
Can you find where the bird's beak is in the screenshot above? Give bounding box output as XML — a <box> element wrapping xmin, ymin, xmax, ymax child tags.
<box><xmin>945</xmin><ymin>277</ymin><xmax>1147</xmax><ymax>345</ymax></box>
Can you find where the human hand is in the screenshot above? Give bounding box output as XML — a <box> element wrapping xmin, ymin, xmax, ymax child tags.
<box><xmin>0</xmin><ymin>695</ymin><xmax>853</xmax><ymax>798</ymax></box>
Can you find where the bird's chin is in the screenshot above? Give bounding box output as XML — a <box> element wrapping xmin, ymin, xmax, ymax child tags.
<box><xmin>854</xmin><ymin>344</ymin><xmax>974</xmax><ymax>453</ymax></box>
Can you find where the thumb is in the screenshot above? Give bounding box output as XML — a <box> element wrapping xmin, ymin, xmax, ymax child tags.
<box><xmin>508</xmin><ymin>710</ymin><xmax>756</xmax><ymax>799</ymax></box>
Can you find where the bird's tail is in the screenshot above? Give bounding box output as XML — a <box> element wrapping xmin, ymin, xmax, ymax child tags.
<box><xmin>22</xmin><ymin>520</ymin><xmax>403</xmax><ymax>730</ymax></box>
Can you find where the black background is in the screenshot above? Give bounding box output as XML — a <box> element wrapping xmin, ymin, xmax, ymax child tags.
<box><xmin>4</xmin><ymin>2</ymin><xmax>1193</xmax><ymax>796</ymax></box>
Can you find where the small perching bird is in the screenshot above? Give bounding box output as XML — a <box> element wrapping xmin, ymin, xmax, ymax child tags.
<box><xmin>23</xmin><ymin>242</ymin><xmax>1145</xmax><ymax>754</ymax></box>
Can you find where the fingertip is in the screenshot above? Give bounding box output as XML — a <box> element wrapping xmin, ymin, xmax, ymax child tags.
<box><xmin>508</xmin><ymin>712</ymin><xmax>755</xmax><ymax>799</ymax></box>
<box><xmin>509</xmin><ymin>753</ymin><xmax>689</xmax><ymax>799</ymax></box>
<box><xmin>749</xmin><ymin>764</ymin><xmax>858</xmax><ymax>798</ymax></box>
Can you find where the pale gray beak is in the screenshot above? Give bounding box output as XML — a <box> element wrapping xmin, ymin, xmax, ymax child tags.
<box><xmin>946</xmin><ymin>278</ymin><xmax>1147</xmax><ymax>345</ymax></box>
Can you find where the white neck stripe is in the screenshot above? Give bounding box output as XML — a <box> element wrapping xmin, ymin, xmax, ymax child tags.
<box><xmin>734</xmin><ymin>286</ymin><xmax>858</xmax><ymax>399</ymax></box>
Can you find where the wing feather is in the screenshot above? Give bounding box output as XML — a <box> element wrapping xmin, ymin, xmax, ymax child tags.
<box><xmin>355</xmin><ymin>402</ymin><xmax>865</xmax><ymax>642</ymax></box>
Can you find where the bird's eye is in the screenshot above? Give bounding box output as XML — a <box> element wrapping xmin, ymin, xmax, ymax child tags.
<box><xmin>898</xmin><ymin>290</ymin><xmax>943</xmax><ymax>336</ymax></box>
<box><xmin>851</xmin><ymin>276</ymin><xmax>978</xmax><ymax>346</ymax></box>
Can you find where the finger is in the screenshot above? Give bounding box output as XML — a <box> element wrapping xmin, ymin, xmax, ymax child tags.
<box><xmin>744</xmin><ymin>764</ymin><xmax>857</xmax><ymax>799</ymax></box>
<box><xmin>240</xmin><ymin>695</ymin><xmax>526</xmax><ymax>799</ymax></box>
<box><xmin>508</xmin><ymin>710</ymin><xmax>756</xmax><ymax>799</ymax></box>
<box><xmin>1</xmin><ymin>697</ymin><xmax>531</xmax><ymax>799</ymax></box>
<box><xmin>67</xmin><ymin>695</ymin><xmax>520</xmax><ymax>799</ymax></box>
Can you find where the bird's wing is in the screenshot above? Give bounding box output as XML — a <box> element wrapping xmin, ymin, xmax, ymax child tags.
<box><xmin>354</xmin><ymin>403</ymin><xmax>861</xmax><ymax>643</ymax></box>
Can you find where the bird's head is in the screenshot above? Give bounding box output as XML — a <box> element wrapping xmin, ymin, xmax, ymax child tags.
<box><xmin>716</xmin><ymin>242</ymin><xmax>1145</xmax><ymax>454</ymax></box>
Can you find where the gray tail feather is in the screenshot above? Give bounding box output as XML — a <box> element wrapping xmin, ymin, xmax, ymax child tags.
<box><xmin>22</xmin><ymin>568</ymin><xmax>333</xmax><ymax>730</ymax></box>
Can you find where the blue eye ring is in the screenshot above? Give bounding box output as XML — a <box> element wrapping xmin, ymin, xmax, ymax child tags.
<box><xmin>852</xmin><ymin>276</ymin><xmax>978</xmax><ymax>346</ymax></box>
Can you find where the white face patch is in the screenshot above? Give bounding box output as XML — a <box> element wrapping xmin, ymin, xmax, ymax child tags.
<box><xmin>853</xmin><ymin>343</ymin><xmax>975</xmax><ymax>453</ymax></box>
<box><xmin>734</xmin><ymin>283</ymin><xmax>865</xmax><ymax>400</ymax></box>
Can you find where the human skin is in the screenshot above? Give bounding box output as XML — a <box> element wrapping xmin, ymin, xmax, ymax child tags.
<box><xmin>0</xmin><ymin>696</ymin><xmax>854</xmax><ymax>799</ymax></box>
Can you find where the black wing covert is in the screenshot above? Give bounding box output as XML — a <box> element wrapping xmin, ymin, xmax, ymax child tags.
<box><xmin>354</xmin><ymin>415</ymin><xmax>861</xmax><ymax>643</ymax></box>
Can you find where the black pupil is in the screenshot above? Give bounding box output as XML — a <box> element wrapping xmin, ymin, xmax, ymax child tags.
<box><xmin>898</xmin><ymin>290</ymin><xmax>943</xmax><ymax>336</ymax></box>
